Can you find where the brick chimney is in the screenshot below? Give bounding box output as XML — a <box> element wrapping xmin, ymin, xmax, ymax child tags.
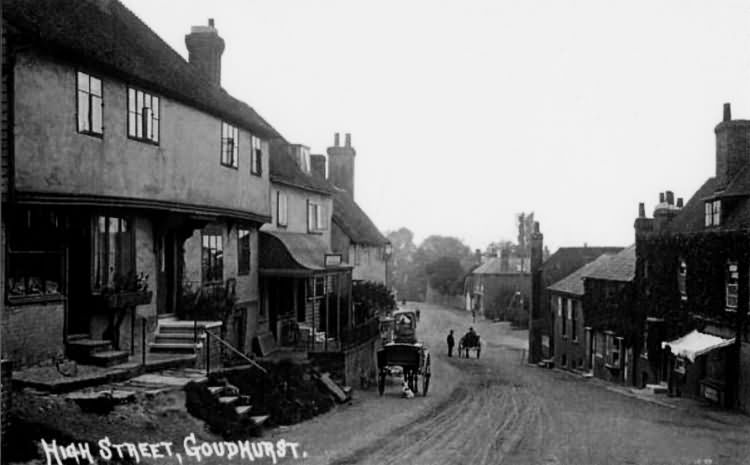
<box><xmin>529</xmin><ymin>221</ymin><xmax>544</xmax><ymax>364</ymax></box>
<box><xmin>327</xmin><ymin>132</ymin><xmax>356</xmax><ymax>197</ymax></box>
<box><xmin>715</xmin><ymin>103</ymin><xmax>750</xmax><ymax>189</ymax></box>
<box><xmin>499</xmin><ymin>248</ymin><xmax>510</xmax><ymax>272</ymax></box>
<box><xmin>653</xmin><ymin>190</ymin><xmax>682</xmax><ymax>232</ymax></box>
<box><xmin>310</xmin><ymin>154</ymin><xmax>327</xmax><ymax>180</ymax></box>
<box><xmin>185</xmin><ymin>19</ymin><xmax>225</xmax><ymax>86</ymax></box>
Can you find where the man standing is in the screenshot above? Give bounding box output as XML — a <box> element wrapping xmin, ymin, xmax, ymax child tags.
<box><xmin>447</xmin><ymin>330</ymin><xmax>455</xmax><ymax>357</ymax></box>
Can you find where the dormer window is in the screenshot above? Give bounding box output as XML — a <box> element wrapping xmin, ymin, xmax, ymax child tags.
<box><xmin>677</xmin><ymin>258</ymin><xmax>687</xmax><ymax>301</ymax></box>
<box><xmin>726</xmin><ymin>260</ymin><xmax>739</xmax><ymax>311</ymax></box>
<box><xmin>705</xmin><ymin>200</ymin><xmax>721</xmax><ymax>227</ymax></box>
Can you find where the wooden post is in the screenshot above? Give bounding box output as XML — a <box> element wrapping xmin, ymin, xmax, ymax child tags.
<box><xmin>141</xmin><ymin>318</ymin><xmax>147</xmax><ymax>366</ymax></box>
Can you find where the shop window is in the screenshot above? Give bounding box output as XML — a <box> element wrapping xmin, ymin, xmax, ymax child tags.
<box><xmin>307</xmin><ymin>276</ymin><xmax>326</xmax><ymax>301</ymax></box>
<box><xmin>201</xmin><ymin>228</ymin><xmax>223</xmax><ymax>284</ymax></box>
<box><xmin>606</xmin><ymin>333</ymin><xmax>621</xmax><ymax>367</ymax></box>
<box><xmin>6</xmin><ymin>208</ymin><xmax>66</xmax><ymax>301</ymax></box>
<box><xmin>727</xmin><ymin>260</ymin><xmax>739</xmax><ymax>311</ymax></box>
<box><xmin>237</xmin><ymin>229</ymin><xmax>251</xmax><ymax>276</ymax></box>
<box><xmin>93</xmin><ymin>216</ymin><xmax>135</xmax><ymax>291</ymax></box>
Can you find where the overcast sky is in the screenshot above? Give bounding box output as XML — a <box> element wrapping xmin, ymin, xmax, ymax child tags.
<box><xmin>121</xmin><ymin>0</ymin><xmax>750</xmax><ymax>252</ymax></box>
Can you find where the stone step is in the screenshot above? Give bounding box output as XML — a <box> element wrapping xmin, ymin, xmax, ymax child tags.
<box><xmin>88</xmin><ymin>350</ymin><xmax>130</xmax><ymax>367</ymax></box>
<box><xmin>235</xmin><ymin>405</ymin><xmax>251</xmax><ymax>416</ymax></box>
<box><xmin>206</xmin><ymin>384</ymin><xmax>239</xmax><ymax>397</ymax></box>
<box><xmin>148</xmin><ymin>342</ymin><xmax>201</xmax><ymax>354</ymax></box>
<box><xmin>218</xmin><ymin>396</ymin><xmax>239</xmax><ymax>406</ymax></box>
<box><xmin>67</xmin><ymin>339</ymin><xmax>114</xmax><ymax>360</ymax></box>
<box><xmin>154</xmin><ymin>333</ymin><xmax>206</xmax><ymax>344</ymax></box>
<box><xmin>645</xmin><ymin>383</ymin><xmax>668</xmax><ymax>394</ymax></box>
<box><xmin>250</xmin><ymin>415</ymin><xmax>270</xmax><ymax>426</ymax></box>
<box><xmin>67</xmin><ymin>334</ymin><xmax>90</xmax><ymax>342</ymax></box>
<box><xmin>157</xmin><ymin>321</ymin><xmax>222</xmax><ymax>335</ymax></box>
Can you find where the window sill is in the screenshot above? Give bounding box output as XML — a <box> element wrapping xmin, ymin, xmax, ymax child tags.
<box><xmin>127</xmin><ymin>135</ymin><xmax>160</xmax><ymax>146</ymax></box>
<box><xmin>77</xmin><ymin>130</ymin><xmax>103</xmax><ymax>139</ymax></box>
<box><xmin>726</xmin><ymin>308</ymin><xmax>738</xmax><ymax>313</ymax></box>
<box><xmin>604</xmin><ymin>363</ymin><xmax>621</xmax><ymax>370</ymax></box>
<box><xmin>251</xmin><ymin>172</ymin><xmax>263</xmax><ymax>177</ymax></box>
<box><xmin>7</xmin><ymin>293</ymin><xmax>66</xmax><ymax>306</ymax></box>
<box><xmin>220</xmin><ymin>163</ymin><xmax>239</xmax><ymax>170</ymax></box>
<box><xmin>307</xmin><ymin>231</ymin><xmax>324</xmax><ymax>236</ymax></box>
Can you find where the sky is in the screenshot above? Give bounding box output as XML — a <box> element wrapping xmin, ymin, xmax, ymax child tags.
<box><xmin>121</xmin><ymin>0</ymin><xmax>750</xmax><ymax>252</ymax></box>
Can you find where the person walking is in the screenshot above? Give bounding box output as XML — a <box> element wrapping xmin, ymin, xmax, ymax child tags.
<box><xmin>447</xmin><ymin>330</ymin><xmax>455</xmax><ymax>357</ymax></box>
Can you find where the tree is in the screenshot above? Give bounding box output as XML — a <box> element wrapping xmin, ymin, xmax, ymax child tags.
<box><xmin>386</xmin><ymin>227</ymin><xmax>418</xmax><ymax>300</ymax></box>
<box><xmin>425</xmin><ymin>256</ymin><xmax>465</xmax><ymax>295</ymax></box>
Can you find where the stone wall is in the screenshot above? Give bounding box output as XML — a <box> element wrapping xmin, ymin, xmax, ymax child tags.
<box><xmin>2</xmin><ymin>301</ymin><xmax>64</xmax><ymax>366</ymax></box>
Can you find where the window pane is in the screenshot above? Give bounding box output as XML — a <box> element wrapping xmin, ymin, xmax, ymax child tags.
<box><xmin>137</xmin><ymin>90</ymin><xmax>144</xmax><ymax>113</ymax></box>
<box><xmin>136</xmin><ymin>112</ymin><xmax>143</xmax><ymax>138</ymax></box>
<box><xmin>91</xmin><ymin>96</ymin><xmax>102</xmax><ymax>133</ymax></box>
<box><xmin>152</xmin><ymin>97</ymin><xmax>159</xmax><ymax>118</ymax></box>
<box><xmin>77</xmin><ymin>73</ymin><xmax>89</xmax><ymax>92</ymax></box>
<box><xmin>128</xmin><ymin>111</ymin><xmax>136</xmax><ymax>137</ymax></box>
<box><xmin>146</xmin><ymin>108</ymin><xmax>153</xmax><ymax>139</ymax></box>
<box><xmin>152</xmin><ymin>119</ymin><xmax>159</xmax><ymax>142</ymax></box>
<box><xmin>77</xmin><ymin>91</ymin><xmax>89</xmax><ymax>131</ymax></box>
<box><xmin>128</xmin><ymin>88</ymin><xmax>135</xmax><ymax>112</ymax></box>
<box><xmin>90</xmin><ymin>77</ymin><xmax>102</xmax><ymax>97</ymax></box>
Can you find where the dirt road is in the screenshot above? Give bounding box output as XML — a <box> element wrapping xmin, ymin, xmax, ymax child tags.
<box><xmin>325</xmin><ymin>303</ymin><xmax>750</xmax><ymax>465</ymax></box>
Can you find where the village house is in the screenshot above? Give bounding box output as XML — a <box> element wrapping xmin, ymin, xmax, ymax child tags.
<box><xmin>2</xmin><ymin>0</ymin><xmax>277</xmax><ymax>369</ymax></box>
<box><xmin>547</xmin><ymin>253</ymin><xmax>614</xmax><ymax>372</ymax></box>
<box><xmin>324</xmin><ymin>134</ymin><xmax>391</xmax><ymax>285</ymax></box>
<box><xmin>529</xmin><ymin>241</ymin><xmax>623</xmax><ymax>364</ymax></box>
<box><xmin>634</xmin><ymin>103</ymin><xmax>750</xmax><ymax>410</ymax></box>
<box><xmin>581</xmin><ymin>246</ymin><xmax>636</xmax><ymax>384</ymax></box>
<box><xmin>463</xmin><ymin>250</ymin><xmax>531</xmax><ymax>321</ymax></box>
<box><xmin>259</xmin><ymin>140</ymin><xmax>352</xmax><ymax>352</ymax></box>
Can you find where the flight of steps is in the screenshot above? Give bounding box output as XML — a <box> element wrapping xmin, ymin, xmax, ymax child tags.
<box><xmin>185</xmin><ymin>380</ymin><xmax>270</xmax><ymax>438</ymax></box>
<box><xmin>66</xmin><ymin>334</ymin><xmax>129</xmax><ymax>367</ymax></box>
<box><xmin>149</xmin><ymin>320</ymin><xmax>221</xmax><ymax>355</ymax></box>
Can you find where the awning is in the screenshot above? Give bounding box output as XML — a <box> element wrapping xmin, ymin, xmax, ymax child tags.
<box><xmin>259</xmin><ymin>230</ymin><xmax>351</xmax><ymax>275</ymax></box>
<box><xmin>661</xmin><ymin>330</ymin><xmax>735</xmax><ymax>363</ymax></box>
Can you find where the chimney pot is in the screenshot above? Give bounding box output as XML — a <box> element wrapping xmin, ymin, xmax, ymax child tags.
<box><xmin>208</xmin><ymin>18</ymin><xmax>214</xmax><ymax>27</ymax></box>
<box><xmin>659</xmin><ymin>192</ymin><xmax>665</xmax><ymax>204</ymax></box>
<box><xmin>345</xmin><ymin>133</ymin><xmax>351</xmax><ymax>147</ymax></box>
<box><xmin>334</xmin><ymin>133</ymin><xmax>340</xmax><ymax>147</ymax></box>
<box><xmin>666</xmin><ymin>191</ymin><xmax>674</xmax><ymax>205</ymax></box>
<box><xmin>638</xmin><ymin>202</ymin><xmax>645</xmax><ymax>218</ymax></box>
<box><xmin>724</xmin><ymin>103</ymin><xmax>732</xmax><ymax>122</ymax></box>
<box><xmin>677</xmin><ymin>198</ymin><xmax>684</xmax><ymax>208</ymax></box>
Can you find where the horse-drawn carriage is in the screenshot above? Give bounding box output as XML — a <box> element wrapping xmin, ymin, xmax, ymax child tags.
<box><xmin>458</xmin><ymin>331</ymin><xmax>481</xmax><ymax>359</ymax></box>
<box><xmin>377</xmin><ymin>309</ymin><xmax>431</xmax><ymax>396</ymax></box>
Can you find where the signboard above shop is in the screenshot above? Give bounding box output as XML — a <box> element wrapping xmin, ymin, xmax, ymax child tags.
<box><xmin>324</xmin><ymin>254</ymin><xmax>343</xmax><ymax>267</ymax></box>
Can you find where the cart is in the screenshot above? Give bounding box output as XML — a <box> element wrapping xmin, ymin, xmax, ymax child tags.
<box><xmin>376</xmin><ymin>309</ymin><xmax>431</xmax><ymax>396</ymax></box>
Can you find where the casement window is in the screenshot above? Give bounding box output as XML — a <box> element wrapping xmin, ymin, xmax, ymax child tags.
<box><xmin>307</xmin><ymin>276</ymin><xmax>326</xmax><ymax>301</ymax></box>
<box><xmin>251</xmin><ymin>135</ymin><xmax>263</xmax><ymax>175</ymax></box>
<box><xmin>307</xmin><ymin>201</ymin><xmax>327</xmax><ymax>233</ymax></box>
<box><xmin>201</xmin><ymin>228</ymin><xmax>223</xmax><ymax>284</ymax></box>
<box><xmin>705</xmin><ymin>200</ymin><xmax>722</xmax><ymax>227</ymax></box>
<box><xmin>77</xmin><ymin>72</ymin><xmax>103</xmax><ymax>135</ymax></box>
<box><xmin>237</xmin><ymin>229</ymin><xmax>251</xmax><ymax>276</ymax></box>
<box><xmin>677</xmin><ymin>258</ymin><xmax>687</xmax><ymax>301</ymax></box>
<box><xmin>127</xmin><ymin>88</ymin><xmax>160</xmax><ymax>143</ymax></box>
<box><xmin>726</xmin><ymin>260</ymin><xmax>739</xmax><ymax>310</ymax></box>
<box><xmin>221</xmin><ymin>122</ymin><xmax>239</xmax><ymax>168</ymax></box>
<box><xmin>605</xmin><ymin>334</ymin><xmax>622</xmax><ymax>367</ymax></box>
<box><xmin>571</xmin><ymin>300</ymin><xmax>578</xmax><ymax>342</ymax></box>
<box><xmin>6</xmin><ymin>208</ymin><xmax>65</xmax><ymax>300</ymax></box>
<box><xmin>276</xmin><ymin>191</ymin><xmax>288</xmax><ymax>227</ymax></box>
<box><xmin>93</xmin><ymin>216</ymin><xmax>135</xmax><ymax>291</ymax></box>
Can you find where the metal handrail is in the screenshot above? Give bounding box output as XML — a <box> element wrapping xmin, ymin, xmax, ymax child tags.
<box><xmin>203</xmin><ymin>329</ymin><xmax>268</xmax><ymax>375</ymax></box>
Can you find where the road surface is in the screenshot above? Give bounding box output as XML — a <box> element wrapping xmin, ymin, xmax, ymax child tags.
<box><xmin>286</xmin><ymin>302</ymin><xmax>750</xmax><ymax>465</ymax></box>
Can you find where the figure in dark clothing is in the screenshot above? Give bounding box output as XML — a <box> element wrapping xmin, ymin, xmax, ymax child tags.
<box><xmin>447</xmin><ymin>330</ymin><xmax>455</xmax><ymax>357</ymax></box>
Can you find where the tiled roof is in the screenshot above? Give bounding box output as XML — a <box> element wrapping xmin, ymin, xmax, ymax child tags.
<box><xmin>542</xmin><ymin>246</ymin><xmax>624</xmax><ymax>288</ymax></box>
<box><xmin>472</xmin><ymin>257</ymin><xmax>529</xmax><ymax>275</ymax></box>
<box><xmin>662</xmin><ymin>178</ymin><xmax>717</xmax><ymax>233</ymax></box>
<box><xmin>269</xmin><ymin>140</ymin><xmax>333</xmax><ymax>195</ymax></box>
<box><xmin>547</xmin><ymin>254</ymin><xmax>615</xmax><ymax>296</ymax></box>
<box><xmin>332</xmin><ymin>188</ymin><xmax>389</xmax><ymax>247</ymax></box>
<box><xmin>5</xmin><ymin>0</ymin><xmax>280</xmax><ymax>139</ymax></box>
<box><xmin>582</xmin><ymin>244</ymin><xmax>636</xmax><ymax>282</ymax></box>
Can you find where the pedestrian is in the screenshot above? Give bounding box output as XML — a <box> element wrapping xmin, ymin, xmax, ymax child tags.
<box><xmin>447</xmin><ymin>330</ymin><xmax>455</xmax><ymax>357</ymax></box>
<box><xmin>471</xmin><ymin>308</ymin><xmax>476</xmax><ymax>323</ymax></box>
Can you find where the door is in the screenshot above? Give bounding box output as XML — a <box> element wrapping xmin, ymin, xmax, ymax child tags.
<box><xmin>67</xmin><ymin>214</ymin><xmax>93</xmax><ymax>336</ymax></box>
<box><xmin>157</xmin><ymin>232</ymin><xmax>177</xmax><ymax>316</ymax></box>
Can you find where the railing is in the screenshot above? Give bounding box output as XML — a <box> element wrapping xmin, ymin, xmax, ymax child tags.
<box><xmin>203</xmin><ymin>329</ymin><xmax>268</xmax><ymax>376</ymax></box>
<box><xmin>340</xmin><ymin>317</ymin><xmax>380</xmax><ymax>350</ymax></box>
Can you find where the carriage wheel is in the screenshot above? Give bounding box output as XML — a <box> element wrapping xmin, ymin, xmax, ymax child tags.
<box><xmin>422</xmin><ymin>373</ymin><xmax>430</xmax><ymax>396</ymax></box>
<box><xmin>412</xmin><ymin>372</ymin><xmax>419</xmax><ymax>395</ymax></box>
<box><xmin>378</xmin><ymin>371</ymin><xmax>386</xmax><ymax>396</ymax></box>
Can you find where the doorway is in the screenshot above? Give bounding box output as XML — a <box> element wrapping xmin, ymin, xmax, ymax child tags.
<box><xmin>67</xmin><ymin>214</ymin><xmax>93</xmax><ymax>336</ymax></box>
<box><xmin>157</xmin><ymin>232</ymin><xmax>177</xmax><ymax>317</ymax></box>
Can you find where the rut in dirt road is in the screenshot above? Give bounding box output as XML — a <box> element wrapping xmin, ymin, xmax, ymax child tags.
<box><xmin>331</xmin><ymin>354</ymin><xmax>549</xmax><ymax>465</ymax></box>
